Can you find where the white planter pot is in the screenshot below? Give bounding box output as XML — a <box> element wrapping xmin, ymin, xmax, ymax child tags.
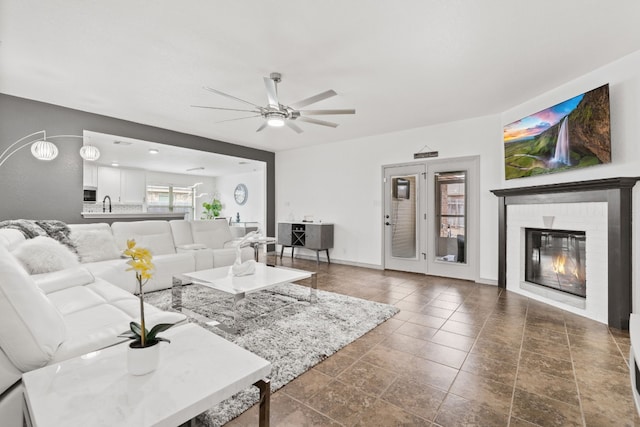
<box><xmin>127</xmin><ymin>341</ymin><xmax>160</xmax><ymax>376</ymax></box>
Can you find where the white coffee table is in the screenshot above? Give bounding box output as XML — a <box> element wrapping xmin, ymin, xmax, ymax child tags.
<box><xmin>173</xmin><ymin>264</ymin><xmax>317</xmax><ymax>333</ymax></box>
<box><xmin>22</xmin><ymin>323</ymin><xmax>272</xmax><ymax>427</ymax></box>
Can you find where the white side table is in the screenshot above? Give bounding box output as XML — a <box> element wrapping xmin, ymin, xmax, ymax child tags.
<box><xmin>22</xmin><ymin>323</ymin><xmax>271</xmax><ymax>427</ymax></box>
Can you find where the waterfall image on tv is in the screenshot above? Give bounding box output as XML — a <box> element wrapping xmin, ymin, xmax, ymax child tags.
<box><xmin>503</xmin><ymin>84</ymin><xmax>611</xmax><ymax>180</ymax></box>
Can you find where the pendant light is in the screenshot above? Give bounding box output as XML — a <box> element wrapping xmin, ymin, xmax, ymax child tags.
<box><xmin>79</xmin><ymin>144</ymin><xmax>101</xmax><ymax>161</ymax></box>
<box><xmin>30</xmin><ymin>140</ymin><xmax>59</xmax><ymax>161</ymax></box>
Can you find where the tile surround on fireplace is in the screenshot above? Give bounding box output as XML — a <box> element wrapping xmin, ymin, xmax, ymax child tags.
<box><xmin>508</xmin><ymin>202</ymin><xmax>607</xmax><ymax>323</ymax></box>
<box><xmin>491</xmin><ymin>177</ymin><xmax>640</xmax><ymax>329</ymax></box>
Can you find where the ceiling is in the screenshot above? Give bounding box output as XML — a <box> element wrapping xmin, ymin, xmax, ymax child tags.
<box><xmin>84</xmin><ymin>131</ymin><xmax>264</xmax><ymax>177</ymax></box>
<box><xmin>2</xmin><ymin>1</ymin><xmax>640</xmax><ymax>153</ymax></box>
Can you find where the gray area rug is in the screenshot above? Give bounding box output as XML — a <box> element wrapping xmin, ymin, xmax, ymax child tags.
<box><xmin>145</xmin><ymin>282</ymin><xmax>399</xmax><ymax>426</ymax></box>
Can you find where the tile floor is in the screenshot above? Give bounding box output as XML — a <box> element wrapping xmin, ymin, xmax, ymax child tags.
<box><xmin>222</xmin><ymin>256</ymin><xmax>638</xmax><ymax>426</ymax></box>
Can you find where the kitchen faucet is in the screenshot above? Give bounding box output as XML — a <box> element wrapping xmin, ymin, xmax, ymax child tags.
<box><xmin>102</xmin><ymin>195</ymin><xmax>112</xmax><ymax>213</ymax></box>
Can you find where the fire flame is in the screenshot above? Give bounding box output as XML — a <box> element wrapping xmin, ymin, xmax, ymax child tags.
<box><xmin>552</xmin><ymin>255</ymin><xmax>581</xmax><ymax>279</ymax></box>
<box><xmin>552</xmin><ymin>255</ymin><xmax>566</xmax><ymax>274</ymax></box>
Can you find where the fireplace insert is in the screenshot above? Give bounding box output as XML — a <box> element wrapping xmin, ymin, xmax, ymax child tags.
<box><xmin>524</xmin><ymin>228</ymin><xmax>586</xmax><ymax>298</ymax></box>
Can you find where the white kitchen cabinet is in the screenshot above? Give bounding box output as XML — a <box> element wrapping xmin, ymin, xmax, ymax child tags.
<box><xmin>97</xmin><ymin>167</ymin><xmax>146</xmax><ymax>204</ymax></box>
<box><xmin>97</xmin><ymin>166</ymin><xmax>121</xmax><ymax>203</ymax></box>
<box><xmin>82</xmin><ymin>163</ymin><xmax>98</xmax><ymax>188</ymax></box>
<box><xmin>120</xmin><ymin>169</ymin><xmax>146</xmax><ymax>203</ymax></box>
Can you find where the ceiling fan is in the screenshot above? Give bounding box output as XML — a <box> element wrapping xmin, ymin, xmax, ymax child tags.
<box><xmin>191</xmin><ymin>72</ymin><xmax>355</xmax><ymax>133</ymax></box>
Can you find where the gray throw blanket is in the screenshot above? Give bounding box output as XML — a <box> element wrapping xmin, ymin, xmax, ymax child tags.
<box><xmin>0</xmin><ymin>219</ymin><xmax>77</xmax><ymax>253</ymax></box>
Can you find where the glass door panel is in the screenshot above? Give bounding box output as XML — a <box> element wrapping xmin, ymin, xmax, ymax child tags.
<box><xmin>390</xmin><ymin>175</ymin><xmax>418</xmax><ymax>259</ymax></box>
<box><xmin>435</xmin><ymin>171</ymin><xmax>466</xmax><ymax>263</ymax></box>
<box><xmin>383</xmin><ymin>163</ymin><xmax>425</xmax><ymax>274</ymax></box>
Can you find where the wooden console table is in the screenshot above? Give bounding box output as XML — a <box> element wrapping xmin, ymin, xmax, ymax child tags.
<box><xmin>277</xmin><ymin>222</ymin><xmax>334</xmax><ymax>263</ymax></box>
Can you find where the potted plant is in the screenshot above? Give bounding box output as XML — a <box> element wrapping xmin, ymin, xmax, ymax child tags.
<box><xmin>201</xmin><ymin>198</ymin><xmax>223</xmax><ymax>219</ymax></box>
<box><xmin>119</xmin><ymin>239</ymin><xmax>174</xmax><ymax>375</ymax></box>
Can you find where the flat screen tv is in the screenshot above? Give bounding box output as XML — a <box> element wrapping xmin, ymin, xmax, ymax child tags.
<box><xmin>503</xmin><ymin>84</ymin><xmax>611</xmax><ymax>180</ymax></box>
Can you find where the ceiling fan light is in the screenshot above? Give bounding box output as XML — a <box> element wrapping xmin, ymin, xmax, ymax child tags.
<box><xmin>79</xmin><ymin>145</ymin><xmax>101</xmax><ymax>161</ymax></box>
<box><xmin>30</xmin><ymin>140</ymin><xmax>59</xmax><ymax>161</ymax></box>
<box><xmin>267</xmin><ymin>116</ymin><xmax>285</xmax><ymax>127</ymax></box>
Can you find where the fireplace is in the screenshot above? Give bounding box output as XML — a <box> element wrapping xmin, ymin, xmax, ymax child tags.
<box><xmin>524</xmin><ymin>228</ymin><xmax>586</xmax><ymax>298</ymax></box>
<box><xmin>491</xmin><ymin>177</ymin><xmax>640</xmax><ymax>329</ymax></box>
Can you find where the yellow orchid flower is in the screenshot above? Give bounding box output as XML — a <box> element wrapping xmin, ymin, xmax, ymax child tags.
<box><xmin>122</xmin><ymin>239</ymin><xmax>158</xmax><ymax>347</ymax></box>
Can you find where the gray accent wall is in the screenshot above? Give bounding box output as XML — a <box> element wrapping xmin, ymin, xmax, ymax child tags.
<box><xmin>0</xmin><ymin>94</ymin><xmax>276</xmax><ymax>237</ymax></box>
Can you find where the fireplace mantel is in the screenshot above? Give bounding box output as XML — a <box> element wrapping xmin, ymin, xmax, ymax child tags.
<box><xmin>491</xmin><ymin>177</ymin><xmax>640</xmax><ymax>329</ymax></box>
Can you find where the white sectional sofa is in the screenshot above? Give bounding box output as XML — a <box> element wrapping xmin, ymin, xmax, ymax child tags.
<box><xmin>170</xmin><ymin>219</ymin><xmax>252</xmax><ymax>270</ymax></box>
<box><xmin>0</xmin><ymin>219</ymin><xmax>254</xmax><ymax>426</ymax></box>
<box><xmin>69</xmin><ymin>220</ymin><xmax>253</xmax><ymax>293</ymax></box>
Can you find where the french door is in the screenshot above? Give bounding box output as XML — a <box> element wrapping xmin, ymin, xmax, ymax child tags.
<box><xmin>383</xmin><ymin>164</ymin><xmax>426</xmax><ymax>273</ymax></box>
<box><xmin>382</xmin><ymin>156</ymin><xmax>479</xmax><ymax>281</ymax></box>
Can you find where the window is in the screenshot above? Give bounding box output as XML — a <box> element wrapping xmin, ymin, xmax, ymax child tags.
<box><xmin>146</xmin><ymin>185</ymin><xmax>193</xmax><ymax>216</ymax></box>
<box><xmin>435</xmin><ymin>171</ymin><xmax>466</xmax><ymax>263</ymax></box>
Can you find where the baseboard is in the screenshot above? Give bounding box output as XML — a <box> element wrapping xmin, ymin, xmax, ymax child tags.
<box><xmin>274</xmin><ymin>251</ymin><xmax>499</xmax><ymax>282</ymax></box>
<box><xmin>476</xmin><ymin>277</ymin><xmax>498</xmax><ymax>286</ymax></box>
<box><xmin>282</xmin><ymin>253</ymin><xmax>383</xmax><ymax>270</ymax></box>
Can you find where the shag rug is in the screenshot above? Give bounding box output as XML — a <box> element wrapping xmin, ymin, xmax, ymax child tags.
<box><xmin>145</xmin><ymin>282</ymin><xmax>398</xmax><ymax>426</ymax></box>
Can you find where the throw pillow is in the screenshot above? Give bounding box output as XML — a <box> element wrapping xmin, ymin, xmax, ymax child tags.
<box><xmin>0</xmin><ymin>219</ymin><xmax>47</xmax><ymax>239</ymax></box>
<box><xmin>35</xmin><ymin>220</ymin><xmax>77</xmax><ymax>254</ymax></box>
<box><xmin>71</xmin><ymin>229</ymin><xmax>121</xmax><ymax>263</ymax></box>
<box><xmin>12</xmin><ymin>236</ymin><xmax>80</xmax><ymax>274</ymax></box>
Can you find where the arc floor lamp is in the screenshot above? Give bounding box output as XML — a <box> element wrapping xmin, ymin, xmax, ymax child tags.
<box><xmin>0</xmin><ymin>130</ymin><xmax>101</xmax><ymax>168</ymax></box>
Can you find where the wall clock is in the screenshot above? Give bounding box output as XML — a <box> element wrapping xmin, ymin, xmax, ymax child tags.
<box><xmin>234</xmin><ymin>183</ymin><xmax>248</xmax><ymax>205</ymax></box>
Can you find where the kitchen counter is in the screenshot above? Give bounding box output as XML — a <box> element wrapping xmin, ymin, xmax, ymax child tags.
<box><xmin>81</xmin><ymin>212</ymin><xmax>188</xmax><ymax>219</ymax></box>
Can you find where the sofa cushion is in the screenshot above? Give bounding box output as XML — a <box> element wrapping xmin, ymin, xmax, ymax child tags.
<box><xmin>68</xmin><ymin>223</ymin><xmax>112</xmax><ymax>233</ymax></box>
<box><xmin>141</xmin><ymin>253</ymin><xmax>196</xmax><ymax>293</ymax></box>
<box><xmin>32</xmin><ymin>267</ymin><xmax>95</xmax><ymax>294</ymax></box>
<box><xmin>0</xmin><ymin>229</ymin><xmax>26</xmax><ymax>251</ymax></box>
<box><xmin>0</xmin><ymin>349</ymin><xmax>22</xmax><ymax>399</ymax></box>
<box><xmin>213</xmin><ymin>246</ymin><xmax>254</xmax><ymax>268</ymax></box>
<box><xmin>81</xmin><ymin>252</ymin><xmax>196</xmax><ymax>293</ymax></box>
<box><xmin>0</xmin><ymin>246</ymin><xmax>66</xmax><ymax>372</ymax></box>
<box><xmin>71</xmin><ymin>229</ymin><xmax>121</xmax><ymax>262</ymax></box>
<box><xmin>79</xmin><ymin>258</ymin><xmax>136</xmax><ymax>293</ymax></box>
<box><xmin>169</xmin><ymin>220</ymin><xmax>195</xmax><ymax>247</ymax></box>
<box><xmin>11</xmin><ymin>236</ymin><xmax>79</xmax><ymax>274</ymax></box>
<box><xmin>190</xmin><ymin>220</ymin><xmax>233</xmax><ymax>249</ymax></box>
<box><xmin>34</xmin><ymin>220</ymin><xmax>77</xmax><ymax>254</ymax></box>
<box><xmin>111</xmin><ymin>221</ymin><xmax>176</xmax><ymax>255</ymax></box>
<box><xmin>49</xmin><ymin>277</ymin><xmax>186</xmax><ymax>363</ymax></box>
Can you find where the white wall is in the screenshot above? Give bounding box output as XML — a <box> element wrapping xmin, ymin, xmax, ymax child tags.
<box><xmin>500</xmin><ymin>50</ymin><xmax>640</xmax><ymax>311</ymax></box>
<box><xmin>276</xmin><ymin>49</ymin><xmax>640</xmax><ymax>288</ymax></box>
<box><xmin>215</xmin><ymin>169</ymin><xmax>266</xmax><ymax>229</ymax></box>
<box><xmin>276</xmin><ymin>114</ymin><xmax>502</xmax><ymax>279</ymax></box>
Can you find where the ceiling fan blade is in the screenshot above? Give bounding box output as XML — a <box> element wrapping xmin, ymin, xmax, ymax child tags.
<box><xmin>203</xmin><ymin>86</ymin><xmax>262</xmax><ymax>109</ymax></box>
<box><xmin>299</xmin><ymin>109</ymin><xmax>356</xmax><ymax>115</ymax></box>
<box><xmin>256</xmin><ymin>122</ymin><xmax>268</xmax><ymax>132</ymax></box>
<box><xmin>263</xmin><ymin>77</ymin><xmax>280</xmax><ymax>107</ymax></box>
<box><xmin>285</xmin><ymin>121</ymin><xmax>304</xmax><ymax>134</ymax></box>
<box><xmin>289</xmin><ymin>90</ymin><xmax>337</xmax><ymax>109</ymax></box>
<box><xmin>297</xmin><ymin>116</ymin><xmax>339</xmax><ymax>128</ymax></box>
<box><xmin>214</xmin><ymin>115</ymin><xmax>261</xmax><ymax>124</ymax></box>
<box><xmin>191</xmin><ymin>105</ymin><xmax>261</xmax><ymax>113</ymax></box>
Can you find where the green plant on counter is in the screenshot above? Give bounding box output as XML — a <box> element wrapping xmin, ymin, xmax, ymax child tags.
<box><xmin>202</xmin><ymin>198</ymin><xmax>223</xmax><ymax>219</ymax></box>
